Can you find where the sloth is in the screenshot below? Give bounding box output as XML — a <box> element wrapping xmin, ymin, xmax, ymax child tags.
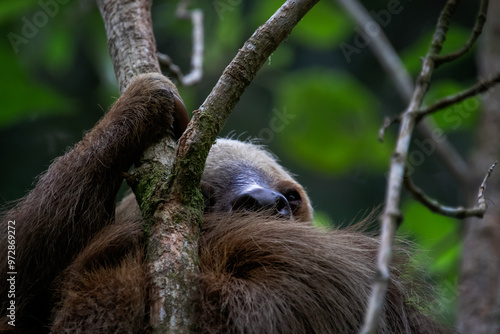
<box><xmin>0</xmin><ymin>74</ymin><xmax>452</xmax><ymax>333</ymax></box>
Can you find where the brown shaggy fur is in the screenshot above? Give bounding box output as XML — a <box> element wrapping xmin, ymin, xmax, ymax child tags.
<box><xmin>0</xmin><ymin>74</ymin><xmax>453</xmax><ymax>333</ymax></box>
<box><xmin>51</xmin><ymin>223</ymin><xmax>147</xmax><ymax>333</ymax></box>
<box><xmin>48</xmin><ymin>212</ymin><xmax>452</xmax><ymax>334</ymax></box>
<box><xmin>198</xmin><ymin>214</ymin><xmax>450</xmax><ymax>334</ymax></box>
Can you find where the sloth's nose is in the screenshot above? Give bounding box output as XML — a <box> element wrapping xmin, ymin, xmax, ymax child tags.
<box><xmin>232</xmin><ymin>187</ymin><xmax>292</xmax><ymax>219</ymax></box>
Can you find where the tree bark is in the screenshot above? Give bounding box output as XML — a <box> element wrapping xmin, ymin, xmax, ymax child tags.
<box><xmin>97</xmin><ymin>0</ymin><xmax>160</xmax><ymax>93</ymax></box>
<box><xmin>459</xmin><ymin>1</ymin><xmax>500</xmax><ymax>332</ymax></box>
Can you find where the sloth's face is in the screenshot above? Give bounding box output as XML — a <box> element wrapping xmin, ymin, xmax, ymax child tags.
<box><xmin>201</xmin><ymin>139</ymin><xmax>312</xmax><ymax>222</ymax></box>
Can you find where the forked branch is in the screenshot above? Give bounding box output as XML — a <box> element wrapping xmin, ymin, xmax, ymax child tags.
<box><xmin>434</xmin><ymin>0</ymin><xmax>489</xmax><ymax>68</ymax></box>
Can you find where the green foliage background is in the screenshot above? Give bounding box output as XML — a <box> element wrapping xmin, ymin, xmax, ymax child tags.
<box><xmin>0</xmin><ymin>0</ymin><xmax>482</xmax><ymax>325</ymax></box>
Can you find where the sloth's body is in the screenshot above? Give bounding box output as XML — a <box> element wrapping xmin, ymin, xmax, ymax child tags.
<box><xmin>0</xmin><ymin>75</ymin><xmax>452</xmax><ymax>333</ymax></box>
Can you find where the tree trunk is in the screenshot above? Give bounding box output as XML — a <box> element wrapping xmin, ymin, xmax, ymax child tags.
<box><xmin>96</xmin><ymin>0</ymin><xmax>200</xmax><ymax>332</ymax></box>
<box><xmin>458</xmin><ymin>1</ymin><xmax>500</xmax><ymax>332</ymax></box>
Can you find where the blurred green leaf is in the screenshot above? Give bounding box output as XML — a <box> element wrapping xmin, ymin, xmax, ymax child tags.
<box><xmin>425</xmin><ymin>80</ymin><xmax>480</xmax><ymax>131</ymax></box>
<box><xmin>276</xmin><ymin>69</ymin><xmax>393</xmax><ymax>174</ymax></box>
<box><xmin>431</xmin><ymin>242</ymin><xmax>460</xmax><ymax>274</ymax></box>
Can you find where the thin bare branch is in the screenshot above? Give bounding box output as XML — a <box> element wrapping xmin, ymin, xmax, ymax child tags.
<box><xmin>477</xmin><ymin>161</ymin><xmax>497</xmax><ymax>208</ymax></box>
<box><xmin>414</xmin><ymin>72</ymin><xmax>500</xmax><ymax>120</ymax></box>
<box><xmin>360</xmin><ymin>1</ymin><xmax>461</xmax><ymax>333</ymax></box>
<box><xmin>378</xmin><ymin>116</ymin><xmax>399</xmax><ymax>142</ymax></box>
<box><xmin>434</xmin><ymin>0</ymin><xmax>489</xmax><ymax>68</ymax></box>
<box><xmin>404</xmin><ymin>161</ymin><xmax>497</xmax><ymax>219</ymax></box>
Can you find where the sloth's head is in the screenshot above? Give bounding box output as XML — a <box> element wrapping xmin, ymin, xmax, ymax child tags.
<box><xmin>201</xmin><ymin>139</ymin><xmax>313</xmax><ymax>222</ymax></box>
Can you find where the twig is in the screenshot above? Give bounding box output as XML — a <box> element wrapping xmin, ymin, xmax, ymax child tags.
<box><xmin>158</xmin><ymin>52</ymin><xmax>183</xmax><ymax>82</ymax></box>
<box><xmin>336</xmin><ymin>0</ymin><xmax>469</xmax><ymax>184</ymax></box>
<box><xmin>434</xmin><ymin>0</ymin><xmax>489</xmax><ymax>68</ymax></box>
<box><xmin>158</xmin><ymin>0</ymin><xmax>204</xmax><ymax>86</ymax></box>
<box><xmin>476</xmin><ymin>161</ymin><xmax>497</xmax><ymax>209</ymax></box>
<box><xmin>404</xmin><ymin>161</ymin><xmax>497</xmax><ymax>218</ymax></box>
<box><xmin>360</xmin><ymin>1</ymin><xmax>461</xmax><ymax>333</ymax></box>
<box><xmin>378</xmin><ymin>116</ymin><xmax>399</xmax><ymax>142</ymax></box>
<box><xmin>414</xmin><ymin>73</ymin><xmax>500</xmax><ymax>120</ymax></box>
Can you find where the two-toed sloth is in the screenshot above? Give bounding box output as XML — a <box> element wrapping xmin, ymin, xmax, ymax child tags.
<box><xmin>0</xmin><ymin>74</ymin><xmax>452</xmax><ymax>333</ymax></box>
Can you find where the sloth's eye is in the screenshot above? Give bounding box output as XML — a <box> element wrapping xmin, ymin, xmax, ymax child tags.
<box><xmin>282</xmin><ymin>189</ymin><xmax>302</xmax><ymax>212</ymax></box>
<box><xmin>285</xmin><ymin>191</ymin><xmax>299</xmax><ymax>202</ymax></box>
